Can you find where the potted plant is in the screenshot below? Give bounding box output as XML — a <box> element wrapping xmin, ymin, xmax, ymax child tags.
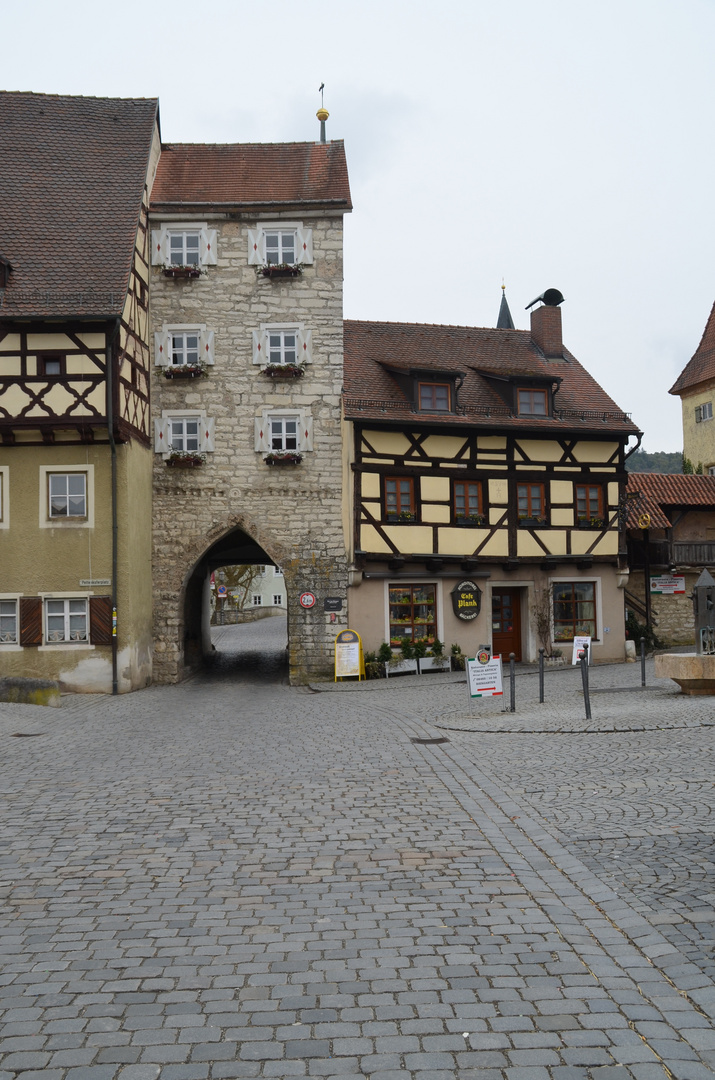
<box><xmin>166</xmin><ymin>450</ymin><xmax>206</xmax><ymax>468</ymax></box>
<box><xmin>419</xmin><ymin>637</ymin><xmax>451</xmax><ymax>674</ymax></box>
<box><xmin>450</xmin><ymin>642</ymin><xmax>466</xmax><ymax>671</ymax></box>
<box><xmin>261</xmin><ymin>363</ymin><xmax>305</xmax><ymax>379</ymax></box>
<box><xmin>386</xmin><ymin>640</ymin><xmax>419</xmax><ymax>678</ymax></box>
<box><xmin>162</xmin><ymin>264</ymin><xmax>204</xmax><ymax>279</ymax></box>
<box><xmin>265</xmin><ymin>451</ymin><xmax>303</xmax><ymax>466</ymax></box>
<box><xmin>258</xmin><ymin>263</ymin><xmax>303</xmax><ymax>279</ymax></box>
<box><xmin>164</xmin><ymin>361</ymin><xmax>207</xmax><ymax>380</ymax></box>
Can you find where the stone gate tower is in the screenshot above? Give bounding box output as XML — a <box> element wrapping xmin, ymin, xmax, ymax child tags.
<box><xmin>148</xmin><ymin>129</ymin><xmax>352</xmax><ymax>682</ymax></box>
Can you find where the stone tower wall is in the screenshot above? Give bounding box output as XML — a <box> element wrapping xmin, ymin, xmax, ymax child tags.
<box><xmin>150</xmin><ymin>213</ymin><xmax>348</xmax><ymax>682</ymax></box>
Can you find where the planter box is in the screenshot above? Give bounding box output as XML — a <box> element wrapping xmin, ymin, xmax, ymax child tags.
<box><xmin>518</xmin><ymin>517</ymin><xmax>547</xmax><ymax>527</ymax></box>
<box><xmin>260</xmin><ymin>265</ymin><xmax>301</xmax><ymax>279</ymax></box>
<box><xmin>454</xmin><ymin>517</ymin><xmax>485</xmax><ymax>526</ymax></box>
<box><xmin>265</xmin><ymin>454</ymin><xmax>302</xmax><ymax>466</ymax></box>
<box><xmin>262</xmin><ymin>365</ymin><xmax>305</xmax><ymax>379</ymax></box>
<box><xmin>576</xmin><ymin>519</ymin><xmax>604</xmax><ymax>529</ymax></box>
<box><xmin>166</xmin><ymin>457</ymin><xmax>204</xmax><ymax>468</ymax></box>
<box><xmin>418</xmin><ymin>656</ymin><xmax>451</xmax><ymax>674</ymax></box>
<box><xmin>385</xmin><ymin>658</ymin><xmax>419</xmax><ymax>678</ymax></box>
<box><xmin>385</xmin><ymin>514</ymin><xmax>416</xmax><ymax>523</ymax></box>
<box><xmin>164</xmin><ymin>367</ymin><xmax>205</xmax><ymax>379</ymax></box>
<box><xmin>162</xmin><ymin>266</ymin><xmax>202</xmax><ymax>279</ymax></box>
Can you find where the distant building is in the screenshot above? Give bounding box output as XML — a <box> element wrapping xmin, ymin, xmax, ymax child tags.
<box><xmin>670</xmin><ymin>300</ymin><xmax>715</xmax><ymax>473</ymax></box>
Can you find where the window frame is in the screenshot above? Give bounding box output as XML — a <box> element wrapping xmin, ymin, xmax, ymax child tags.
<box><xmin>696</xmin><ymin>401</ymin><xmax>714</xmax><ymax>423</ymax></box>
<box><xmin>384</xmin><ymin>476</ymin><xmax>416</xmax><ymax>521</ymax></box>
<box><xmin>388</xmin><ymin>583</ymin><xmax>437</xmax><ymax>647</ymax></box>
<box><xmin>267</xmin><ymin>329</ymin><xmax>298</xmax><ymax>366</ymax></box>
<box><xmin>273</xmin><ymin>594</ymin><xmax>283</xmax><ymax>606</ymax></box>
<box><xmin>170</xmin><ymin>330</ymin><xmax>200</xmax><ymax>367</ymax></box>
<box><xmin>552</xmin><ymin>580</ymin><xmax>598</xmax><ymax>643</ymax></box>
<box><xmin>155</xmin><ymin>411</ymin><xmax>215</xmax><ymax>458</ymax></box>
<box><xmin>452</xmin><ymin>480</ymin><xmax>484</xmax><ymax>523</ymax></box>
<box><xmin>255</xmin><ymin>408</ymin><xmax>313</xmax><ymax>455</ymax></box>
<box><xmin>252</xmin><ymin>595</ymin><xmax>263</xmax><ymax>607</ymax></box>
<box><xmin>418</xmin><ymin>382</ymin><xmax>451</xmax><ymax>413</ymax></box>
<box><xmin>0</xmin><ymin>596</ymin><xmax>19</xmax><ymax>645</ymax></box>
<box><xmin>44</xmin><ymin>597</ymin><xmax>89</xmax><ymax>644</ymax></box>
<box><xmin>39</xmin><ymin>466</ymin><xmax>94</xmax><ymax>529</ymax></box>
<box><xmin>167</xmin><ymin>415</ymin><xmax>201</xmax><ymax>454</ymax></box>
<box><xmin>517</xmin><ymin>387</ymin><xmax>549</xmax><ymax>417</ymax></box>
<box><xmin>517</xmin><ymin>482</ymin><xmax>546</xmax><ymax>523</ymax></box>
<box><xmin>247</xmin><ymin>222</ymin><xmax>314</xmax><ymax>267</ymax></box>
<box><xmin>37</xmin><ymin>352</ymin><xmax>66</xmax><ymax>377</ymax></box>
<box><xmin>48</xmin><ymin>471</ymin><xmax>87</xmax><ymax>521</ymax></box>
<box><xmin>575</xmin><ymin>483</ymin><xmax>604</xmax><ymax>524</ymax></box>
<box><xmin>168</xmin><ymin>229</ymin><xmax>201</xmax><ymax>268</ymax></box>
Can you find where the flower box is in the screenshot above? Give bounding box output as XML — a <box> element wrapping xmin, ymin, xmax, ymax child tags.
<box><xmin>265</xmin><ymin>452</ymin><xmax>303</xmax><ymax>466</ymax></box>
<box><xmin>418</xmin><ymin>656</ymin><xmax>451</xmax><ymax>674</ymax></box>
<box><xmin>162</xmin><ymin>265</ymin><xmax>203</xmax><ymax>279</ymax></box>
<box><xmin>518</xmin><ymin>517</ymin><xmax>547</xmax><ymax>527</ymax></box>
<box><xmin>164</xmin><ymin>365</ymin><xmax>206</xmax><ymax>379</ymax></box>
<box><xmin>386</xmin><ymin>512</ymin><xmax>416</xmax><ymax>523</ymax></box>
<box><xmin>385</xmin><ymin>658</ymin><xmax>419</xmax><ymax>678</ymax></box>
<box><xmin>455</xmin><ymin>515</ymin><xmax>485</xmax><ymax>526</ymax></box>
<box><xmin>262</xmin><ymin>364</ymin><xmax>305</xmax><ymax>379</ymax></box>
<box><xmin>166</xmin><ymin>453</ymin><xmax>205</xmax><ymax>468</ymax></box>
<box><xmin>576</xmin><ymin>517</ymin><xmax>604</xmax><ymax>529</ymax></box>
<box><xmin>259</xmin><ymin>264</ymin><xmax>302</xmax><ymax>279</ymax></box>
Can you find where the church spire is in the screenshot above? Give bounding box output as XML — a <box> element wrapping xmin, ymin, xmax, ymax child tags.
<box><xmin>497</xmin><ymin>283</ymin><xmax>514</xmax><ymax>330</ymax></box>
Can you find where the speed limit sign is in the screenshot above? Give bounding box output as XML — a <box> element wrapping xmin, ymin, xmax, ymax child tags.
<box><xmin>299</xmin><ymin>592</ymin><xmax>316</xmax><ymax>609</ymax></box>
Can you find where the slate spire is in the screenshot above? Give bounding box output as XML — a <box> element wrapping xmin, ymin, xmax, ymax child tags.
<box><xmin>497</xmin><ymin>284</ymin><xmax>515</xmax><ymax>329</ymax></box>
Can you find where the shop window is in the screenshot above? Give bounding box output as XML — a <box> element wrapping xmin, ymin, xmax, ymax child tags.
<box><xmin>553</xmin><ymin>582</ymin><xmax>597</xmax><ymax>642</ymax></box>
<box><xmin>389</xmin><ymin>584</ymin><xmax>436</xmax><ymax>646</ymax></box>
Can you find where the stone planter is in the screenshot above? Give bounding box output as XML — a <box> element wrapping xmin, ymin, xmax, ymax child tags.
<box><xmin>385</xmin><ymin>658</ymin><xmax>419</xmax><ymax>678</ymax></box>
<box><xmin>418</xmin><ymin>656</ymin><xmax>451</xmax><ymax>674</ymax></box>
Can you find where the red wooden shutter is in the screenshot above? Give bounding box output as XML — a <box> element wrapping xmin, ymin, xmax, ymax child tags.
<box><xmin>89</xmin><ymin>596</ymin><xmax>112</xmax><ymax>645</ymax></box>
<box><xmin>19</xmin><ymin>597</ymin><xmax>42</xmax><ymax>646</ymax></box>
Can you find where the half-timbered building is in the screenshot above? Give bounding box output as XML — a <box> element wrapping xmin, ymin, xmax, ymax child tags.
<box><xmin>343</xmin><ymin>295</ymin><xmax>641</xmax><ymax>662</ymax></box>
<box><xmin>0</xmin><ymin>92</ymin><xmax>160</xmax><ymax>691</ymax></box>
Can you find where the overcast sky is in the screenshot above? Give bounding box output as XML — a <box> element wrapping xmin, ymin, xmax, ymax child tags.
<box><xmin>4</xmin><ymin>0</ymin><xmax>714</xmax><ymax>453</ymax></box>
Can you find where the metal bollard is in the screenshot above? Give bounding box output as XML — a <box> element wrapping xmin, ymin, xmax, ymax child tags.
<box><xmin>539</xmin><ymin>647</ymin><xmax>545</xmax><ymax>703</ymax></box>
<box><xmin>509</xmin><ymin>652</ymin><xmax>516</xmax><ymax>713</ymax></box>
<box><xmin>580</xmin><ymin>642</ymin><xmax>592</xmax><ymax>720</ymax></box>
<box><xmin>640</xmin><ymin>636</ymin><xmax>646</xmax><ymax>687</ymax></box>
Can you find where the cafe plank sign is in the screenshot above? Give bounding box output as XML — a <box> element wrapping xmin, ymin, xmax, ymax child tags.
<box><xmin>451</xmin><ymin>580</ymin><xmax>482</xmax><ymax>621</ymax></box>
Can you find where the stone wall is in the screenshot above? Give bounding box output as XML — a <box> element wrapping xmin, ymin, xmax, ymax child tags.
<box><xmin>150</xmin><ymin>213</ymin><xmax>349</xmax><ymax>682</ymax></box>
<box><xmin>628</xmin><ymin>569</ymin><xmax>697</xmax><ymax>647</ymax></box>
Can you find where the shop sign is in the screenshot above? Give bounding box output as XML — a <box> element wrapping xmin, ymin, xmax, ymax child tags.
<box><xmin>650</xmin><ymin>575</ymin><xmax>685</xmax><ymax>595</ymax></box>
<box><xmin>451</xmin><ymin>580</ymin><xmax>482</xmax><ymax>621</ymax></box>
<box><xmin>324</xmin><ymin>597</ymin><xmax>343</xmax><ymax>612</ymax></box>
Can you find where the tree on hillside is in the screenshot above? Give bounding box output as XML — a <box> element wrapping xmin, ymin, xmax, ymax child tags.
<box><xmin>626</xmin><ymin>449</ymin><xmax>685</xmax><ymax>474</ymax></box>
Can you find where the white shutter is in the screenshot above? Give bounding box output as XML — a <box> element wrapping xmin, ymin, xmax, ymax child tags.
<box><xmin>252</xmin><ymin>329</ymin><xmax>267</xmax><ymax>365</ymax></box>
<box><xmin>295</xmin><ymin>227</ymin><xmax>313</xmax><ymax>265</ymax></box>
<box><xmin>297</xmin><ymin>328</ymin><xmax>313</xmax><ymax>364</ymax></box>
<box><xmin>254</xmin><ymin>416</ymin><xmax>270</xmax><ymax>452</ymax></box>
<box><xmin>201</xmin><ymin>416</ymin><xmax>215</xmax><ymax>452</ymax></box>
<box><xmin>154</xmin><ymin>329</ymin><xmax>171</xmax><ymax>367</ymax></box>
<box><xmin>154</xmin><ymin>417</ymin><xmax>168</xmax><ymax>453</ymax></box>
<box><xmin>300</xmin><ymin>413</ymin><xmax>314</xmax><ymax>452</ymax></box>
<box><xmin>200</xmin><ymin>228</ymin><xmax>218</xmax><ymax>265</ymax></box>
<box><xmin>200</xmin><ymin>329</ymin><xmax>215</xmax><ymax>365</ymax></box>
<box><xmin>151</xmin><ymin>229</ymin><xmax>169</xmax><ymax>266</ymax></box>
<box><xmin>247</xmin><ymin>229</ymin><xmax>265</xmax><ymax>266</ymax></box>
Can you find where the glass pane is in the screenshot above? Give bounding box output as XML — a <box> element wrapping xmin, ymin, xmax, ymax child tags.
<box><xmin>49</xmin><ymin>475</ymin><xmax>67</xmax><ymax>497</ymax></box>
<box><xmin>68</xmin><ymin>496</ymin><xmax>85</xmax><ymax>516</ymax></box>
<box><xmin>68</xmin><ymin>475</ymin><xmax>85</xmax><ymax>496</ymax></box>
<box><xmin>50</xmin><ymin>498</ymin><xmax>67</xmax><ymax>516</ymax></box>
<box><xmin>435</xmin><ymin>386</ymin><xmax>449</xmax><ymax>409</ymax></box>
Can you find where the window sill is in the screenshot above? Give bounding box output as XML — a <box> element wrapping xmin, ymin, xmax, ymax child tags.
<box><xmin>0</xmin><ymin>643</ymin><xmax>22</xmax><ymax>652</ymax></box>
<box><xmin>38</xmin><ymin>643</ymin><xmax>96</xmax><ymax>652</ymax></box>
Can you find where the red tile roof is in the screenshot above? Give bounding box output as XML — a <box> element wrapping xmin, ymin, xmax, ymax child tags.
<box><xmin>669</xmin><ymin>299</ymin><xmax>715</xmax><ymax>395</ymax></box>
<box><xmin>0</xmin><ymin>92</ymin><xmax>158</xmax><ymax>319</ymax></box>
<box><xmin>343</xmin><ymin>320</ymin><xmax>640</xmax><ymax>435</ymax></box>
<box><xmin>151</xmin><ymin>141</ymin><xmax>352</xmax><ymax>212</ymax></box>
<box><xmin>625</xmin><ymin>472</ymin><xmax>715</xmax><ymax>528</ymax></box>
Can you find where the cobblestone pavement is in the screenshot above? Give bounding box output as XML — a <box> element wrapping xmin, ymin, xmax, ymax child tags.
<box><xmin>1</xmin><ymin>641</ymin><xmax>714</xmax><ymax>1080</ymax></box>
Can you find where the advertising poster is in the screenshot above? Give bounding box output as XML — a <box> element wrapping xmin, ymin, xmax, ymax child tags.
<box><xmin>466</xmin><ymin>652</ymin><xmax>503</xmax><ymax>698</ymax></box>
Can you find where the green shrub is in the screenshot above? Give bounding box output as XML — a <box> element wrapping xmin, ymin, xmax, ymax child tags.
<box><xmin>377</xmin><ymin>642</ymin><xmax>392</xmax><ymax>664</ymax></box>
<box><xmin>625</xmin><ymin>610</ymin><xmax>662</xmax><ymax>652</ymax></box>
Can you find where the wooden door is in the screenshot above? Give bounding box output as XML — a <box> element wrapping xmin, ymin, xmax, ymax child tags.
<box><xmin>491</xmin><ymin>588</ymin><xmax>522</xmax><ymax>661</ymax></box>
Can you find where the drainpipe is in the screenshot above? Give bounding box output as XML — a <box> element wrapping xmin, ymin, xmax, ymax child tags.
<box><xmin>107</xmin><ymin>319</ymin><xmax>120</xmax><ymax>695</ymax></box>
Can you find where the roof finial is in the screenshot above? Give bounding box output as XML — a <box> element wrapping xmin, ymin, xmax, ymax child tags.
<box><xmin>317</xmin><ymin>83</ymin><xmax>329</xmax><ymax>143</ymax></box>
<box><xmin>497</xmin><ymin>282</ymin><xmax>515</xmax><ymax>330</ymax></box>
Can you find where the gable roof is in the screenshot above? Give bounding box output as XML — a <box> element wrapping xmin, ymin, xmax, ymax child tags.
<box><xmin>343</xmin><ymin>319</ymin><xmax>640</xmax><ymax>436</ymax></box>
<box><xmin>625</xmin><ymin>472</ymin><xmax>715</xmax><ymax>529</ymax></box>
<box><xmin>0</xmin><ymin>91</ymin><xmax>158</xmax><ymax>320</ymax></box>
<box><xmin>150</xmin><ymin>141</ymin><xmax>352</xmax><ymax>213</ymax></box>
<box><xmin>669</xmin><ymin>299</ymin><xmax>715</xmax><ymax>396</ymax></box>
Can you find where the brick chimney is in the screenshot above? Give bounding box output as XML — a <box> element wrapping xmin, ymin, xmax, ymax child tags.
<box><xmin>530</xmin><ymin>303</ymin><xmax>563</xmax><ymax>360</ymax></box>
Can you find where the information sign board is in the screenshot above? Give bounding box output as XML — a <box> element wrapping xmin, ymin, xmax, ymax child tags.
<box><xmin>571</xmin><ymin>635</ymin><xmax>591</xmax><ymax>665</ymax></box>
<box><xmin>334</xmin><ymin>629</ymin><xmax>364</xmax><ymax>680</ymax></box>
<box><xmin>466</xmin><ymin>654</ymin><xmax>503</xmax><ymax>698</ymax></box>
<box><xmin>650</xmin><ymin>575</ymin><xmax>686</xmax><ymax>595</ymax></box>
<box><xmin>324</xmin><ymin>597</ymin><xmax>343</xmax><ymax>612</ymax></box>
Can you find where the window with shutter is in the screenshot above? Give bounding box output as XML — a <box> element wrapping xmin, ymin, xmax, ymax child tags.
<box><xmin>0</xmin><ymin>599</ymin><xmax>18</xmax><ymax>643</ymax></box>
<box><xmin>248</xmin><ymin>224</ymin><xmax>314</xmax><ymax>266</ymax></box>
<box><xmin>156</xmin><ymin>412</ymin><xmax>215</xmax><ymax>458</ymax></box>
<box><xmin>152</xmin><ymin>224</ymin><xmax>216</xmax><ymax>269</ymax></box>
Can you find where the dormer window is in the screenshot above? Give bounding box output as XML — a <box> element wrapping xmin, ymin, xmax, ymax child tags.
<box><xmin>418</xmin><ymin>382</ymin><xmax>451</xmax><ymax>412</ymax></box>
<box><xmin>517</xmin><ymin>388</ymin><xmax>548</xmax><ymax>416</ymax></box>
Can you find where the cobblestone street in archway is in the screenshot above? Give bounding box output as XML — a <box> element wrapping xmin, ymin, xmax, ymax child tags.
<box><xmin>1</xmin><ymin>654</ymin><xmax>714</xmax><ymax>1080</ymax></box>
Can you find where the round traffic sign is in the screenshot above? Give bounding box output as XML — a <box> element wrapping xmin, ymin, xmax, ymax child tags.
<box><xmin>299</xmin><ymin>592</ymin><xmax>316</xmax><ymax>609</ymax></box>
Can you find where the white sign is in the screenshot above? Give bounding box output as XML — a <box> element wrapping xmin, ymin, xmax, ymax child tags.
<box><xmin>650</xmin><ymin>575</ymin><xmax>686</xmax><ymax>595</ymax></box>
<box><xmin>466</xmin><ymin>654</ymin><xmax>503</xmax><ymax>698</ymax></box>
<box><xmin>79</xmin><ymin>579</ymin><xmax>111</xmax><ymax>586</ymax></box>
<box><xmin>572</xmin><ymin>635</ymin><xmax>591</xmax><ymax>665</ymax></box>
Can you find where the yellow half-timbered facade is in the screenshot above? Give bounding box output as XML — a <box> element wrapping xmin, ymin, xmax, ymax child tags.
<box><xmin>344</xmin><ymin>299</ymin><xmax>641</xmax><ymax>662</ymax></box>
<box><xmin>0</xmin><ymin>92</ymin><xmax>160</xmax><ymax>692</ymax></box>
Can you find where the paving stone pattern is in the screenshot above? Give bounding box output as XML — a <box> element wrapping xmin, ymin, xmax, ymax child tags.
<box><xmin>1</xmin><ymin>637</ymin><xmax>714</xmax><ymax>1079</ymax></box>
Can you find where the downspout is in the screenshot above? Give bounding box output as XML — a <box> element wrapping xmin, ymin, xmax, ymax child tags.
<box><xmin>107</xmin><ymin>318</ymin><xmax>120</xmax><ymax>695</ymax></box>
